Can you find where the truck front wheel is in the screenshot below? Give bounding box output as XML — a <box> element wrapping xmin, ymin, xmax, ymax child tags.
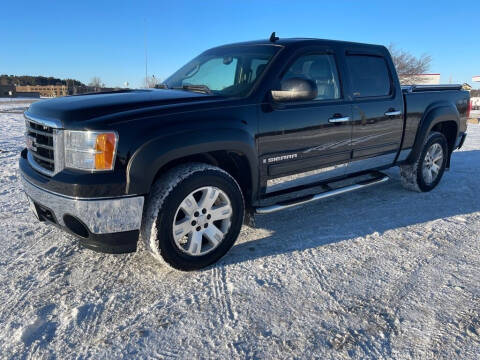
<box><xmin>141</xmin><ymin>163</ymin><xmax>245</xmax><ymax>271</ymax></box>
<box><xmin>399</xmin><ymin>131</ymin><xmax>448</xmax><ymax>192</ymax></box>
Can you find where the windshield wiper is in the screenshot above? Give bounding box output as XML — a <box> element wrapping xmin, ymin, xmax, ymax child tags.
<box><xmin>172</xmin><ymin>84</ymin><xmax>212</xmax><ymax>94</ymax></box>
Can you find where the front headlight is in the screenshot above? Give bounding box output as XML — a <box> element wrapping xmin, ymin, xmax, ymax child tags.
<box><xmin>64</xmin><ymin>130</ymin><xmax>118</xmax><ymax>171</ymax></box>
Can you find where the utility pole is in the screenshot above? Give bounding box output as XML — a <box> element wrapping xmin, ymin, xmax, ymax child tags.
<box><xmin>144</xmin><ymin>18</ymin><xmax>148</xmax><ymax>88</ymax></box>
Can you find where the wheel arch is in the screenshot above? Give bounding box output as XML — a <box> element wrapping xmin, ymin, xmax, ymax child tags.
<box><xmin>406</xmin><ymin>103</ymin><xmax>460</xmax><ymax>167</ymax></box>
<box><xmin>126</xmin><ymin>129</ymin><xmax>258</xmax><ymax>206</ymax></box>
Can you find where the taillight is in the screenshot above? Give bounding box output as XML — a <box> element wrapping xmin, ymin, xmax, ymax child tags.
<box><xmin>467</xmin><ymin>100</ymin><xmax>472</xmax><ymax>118</ymax></box>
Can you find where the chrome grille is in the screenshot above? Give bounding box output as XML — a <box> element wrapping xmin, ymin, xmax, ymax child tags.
<box><xmin>24</xmin><ymin>113</ymin><xmax>63</xmax><ymax>176</ymax></box>
<box><xmin>26</xmin><ymin>121</ymin><xmax>54</xmax><ymax>171</ymax></box>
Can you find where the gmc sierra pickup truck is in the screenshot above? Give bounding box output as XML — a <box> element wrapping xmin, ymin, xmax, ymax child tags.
<box><xmin>20</xmin><ymin>36</ymin><xmax>470</xmax><ymax>270</ymax></box>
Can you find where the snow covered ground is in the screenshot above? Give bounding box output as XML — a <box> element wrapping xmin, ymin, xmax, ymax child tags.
<box><xmin>1</xmin><ymin>100</ymin><xmax>480</xmax><ymax>359</ymax></box>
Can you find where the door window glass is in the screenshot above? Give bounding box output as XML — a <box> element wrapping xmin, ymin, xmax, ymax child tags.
<box><xmin>282</xmin><ymin>54</ymin><xmax>341</xmax><ymax>100</ymax></box>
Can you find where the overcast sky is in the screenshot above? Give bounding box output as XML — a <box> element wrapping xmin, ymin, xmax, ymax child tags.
<box><xmin>3</xmin><ymin>0</ymin><xmax>479</xmax><ymax>88</ymax></box>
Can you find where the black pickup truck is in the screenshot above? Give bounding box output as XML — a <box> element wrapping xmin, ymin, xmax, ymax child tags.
<box><xmin>20</xmin><ymin>36</ymin><xmax>470</xmax><ymax>270</ymax></box>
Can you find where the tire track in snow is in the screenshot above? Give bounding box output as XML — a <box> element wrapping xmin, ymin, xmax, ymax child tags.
<box><xmin>210</xmin><ymin>267</ymin><xmax>224</xmax><ymax>323</ymax></box>
<box><xmin>0</xmin><ymin>230</ymin><xmax>68</xmax><ymax>326</ymax></box>
<box><xmin>211</xmin><ymin>266</ymin><xmax>235</xmax><ymax>324</ymax></box>
<box><xmin>0</xmin><ymin>235</ymin><xmax>73</xmax><ymax>319</ymax></box>
<box><xmin>74</xmin><ymin>256</ymin><xmax>181</xmax><ymax>358</ymax></box>
<box><xmin>153</xmin><ymin>348</ymin><xmax>180</xmax><ymax>359</ymax></box>
<box><xmin>221</xmin><ymin>266</ymin><xmax>236</xmax><ymax>322</ymax></box>
<box><xmin>161</xmin><ymin>352</ymin><xmax>180</xmax><ymax>359</ymax></box>
<box><xmin>301</xmin><ymin>248</ymin><xmax>349</xmax><ymax>312</ymax></box>
<box><xmin>74</xmin><ymin>255</ymin><xmax>135</xmax><ymax>358</ymax></box>
<box><xmin>209</xmin><ymin>266</ymin><xmax>237</xmax><ymax>359</ymax></box>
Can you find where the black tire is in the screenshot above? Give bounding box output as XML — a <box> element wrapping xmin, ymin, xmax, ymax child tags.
<box><xmin>399</xmin><ymin>131</ymin><xmax>448</xmax><ymax>192</ymax></box>
<box><xmin>141</xmin><ymin>163</ymin><xmax>244</xmax><ymax>271</ymax></box>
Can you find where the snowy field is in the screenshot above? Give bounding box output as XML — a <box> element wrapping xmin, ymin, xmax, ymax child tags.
<box><xmin>1</xmin><ymin>100</ymin><xmax>480</xmax><ymax>359</ymax></box>
<box><xmin>471</xmin><ymin>110</ymin><xmax>480</xmax><ymax>120</ymax></box>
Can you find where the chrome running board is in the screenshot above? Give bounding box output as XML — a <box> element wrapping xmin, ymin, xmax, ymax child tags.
<box><xmin>255</xmin><ymin>174</ymin><xmax>389</xmax><ymax>214</ymax></box>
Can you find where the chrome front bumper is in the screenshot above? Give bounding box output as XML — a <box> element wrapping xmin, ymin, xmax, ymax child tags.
<box><xmin>21</xmin><ymin>176</ymin><xmax>144</xmax><ymax>235</ymax></box>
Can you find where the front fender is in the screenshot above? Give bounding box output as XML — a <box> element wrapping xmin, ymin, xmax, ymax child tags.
<box><xmin>126</xmin><ymin>128</ymin><xmax>258</xmax><ymax>196</ymax></box>
<box><xmin>406</xmin><ymin>103</ymin><xmax>460</xmax><ymax>163</ymax></box>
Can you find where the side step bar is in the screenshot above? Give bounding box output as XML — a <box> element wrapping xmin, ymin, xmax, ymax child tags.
<box><xmin>255</xmin><ymin>174</ymin><xmax>389</xmax><ymax>214</ymax></box>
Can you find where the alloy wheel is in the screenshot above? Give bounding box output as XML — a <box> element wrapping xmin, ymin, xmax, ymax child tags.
<box><xmin>422</xmin><ymin>142</ymin><xmax>444</xmax><ymax>185</ymax></box>
<box><xmin>172</xmin><ymin>186</ymin><xmax>233</xmax><ymax>256</ymax></box>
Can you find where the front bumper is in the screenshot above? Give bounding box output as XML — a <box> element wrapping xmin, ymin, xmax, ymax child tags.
<box><xmin>21</xmin><ymin>175</ymin><xmax>144</xmax><ymax>253</ymax></box>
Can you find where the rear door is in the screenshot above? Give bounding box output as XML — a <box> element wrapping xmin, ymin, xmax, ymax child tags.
<box><xmin>344</xmin><ymin>50</ymin><xmax>403</xmax><ymax>172</ymax></box>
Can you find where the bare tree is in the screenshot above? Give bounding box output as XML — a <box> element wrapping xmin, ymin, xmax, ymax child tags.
<box><xmin>144</xmin><ymin>75</ymin><xmax>159</xmax><ymax>88</ymax></box>
<box><xmin>88</xmin><ymin>76</ymin><xmax>102</xmax><ymax>91</ymax></box>
<box><xmin>388</xmin><ymin>44</ymin><xmax>432</xmax><ymax>85</ymax></box>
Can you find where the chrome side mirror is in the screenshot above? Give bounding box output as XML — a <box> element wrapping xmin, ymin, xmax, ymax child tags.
<box><xmin>271</xmin><ymin>77</ymin><xmax>317</xmax><ymax>102</ymax></box>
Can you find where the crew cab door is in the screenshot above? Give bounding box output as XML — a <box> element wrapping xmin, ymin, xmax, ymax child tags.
<box><xmin>344</xmin><ymin>50</ymin><xmax>404</xmax><ymax>172</ymax></box>
<box><xmin>257</xmin><ymin>48</ymin><xmax>352</xmax><ymax>194</ymax></box>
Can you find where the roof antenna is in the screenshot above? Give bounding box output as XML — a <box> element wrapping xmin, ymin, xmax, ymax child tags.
<box><xmin>269</xmin><ymin>32</ymin><xmax>279</xmax><ymax>42</ymax></box>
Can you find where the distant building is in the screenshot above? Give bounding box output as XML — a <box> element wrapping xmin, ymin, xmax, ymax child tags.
<box><xmin>399</xmin><ymin>73</ymin><xmax>441</xmax><ymax>85</ymax></box>
<box><xmin>16</xmin><ymin>84</ymin><xmax>68</xmax><ymax>97</ymax></box>
<box><xmin>471</xmin><ymin>95</ymin><xmax>480</xmax><ymax>110</ymax></box>
<box><xmin>0</xmin><ymin>84</ymin><xmax>16</xmax><ymax>97</ymax></box>
<box><xmin>16</xmin><ymin>91</ymin><xmax>40</xmax><ymax>98</ymax></box>
<box><xmin>414</xmin><ymin>74</ymin><xmax>441</xmax><ymax>85</ymax></box>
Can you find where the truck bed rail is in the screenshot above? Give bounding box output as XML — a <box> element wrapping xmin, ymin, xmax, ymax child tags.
<box><xmin>402</xmin><ymin>84</ymin><xmax>463</xmax><ymax>93</ymax></box>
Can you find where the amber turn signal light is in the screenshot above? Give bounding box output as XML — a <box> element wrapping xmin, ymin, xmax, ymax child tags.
<box><xmin>94</xmin><ymin>133</ymin><xmax>117</xmax><ymax>170</ymax></box>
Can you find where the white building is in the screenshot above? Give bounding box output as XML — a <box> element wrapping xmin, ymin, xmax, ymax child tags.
<box><xmin>471</xmin><ymin>97</ymin><xmax>480</xmax><ymax>110</ymax></box>
<box><xmin>400</xmin><ymin>73</ymin><xmax>441</xmax><ymax>85</ymax></box>
<box><xmin>415</xmin><ymin>74</ymin><xmax>441</xmax><ymax>85</ymax></box>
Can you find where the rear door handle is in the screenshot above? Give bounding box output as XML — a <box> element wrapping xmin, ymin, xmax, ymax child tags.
<box><xmin>328</xmin><ymin>116</ymin><xmax>351</xmax><ymax>123</ymax></box>
<box><xmin>384</xmin><ymin>110</ymin><xmax>401</xmax><ymax>116</ymax></box>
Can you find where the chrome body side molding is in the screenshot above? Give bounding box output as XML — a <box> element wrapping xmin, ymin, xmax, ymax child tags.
<box><xmin>266</xmin><ymin>163</ymin><xmax>348</xmax><ymax>193</ymax></box>
<box><xmin>266</xmin><ymin>152</ymin><xmax>397</xmax><ymax>193</ymax></box>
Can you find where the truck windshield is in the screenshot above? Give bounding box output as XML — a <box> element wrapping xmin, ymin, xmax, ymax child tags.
<box><xmin>163</xmin><ymin>45</ymin><xmax>280</xmax><ymax>97</ymax></box>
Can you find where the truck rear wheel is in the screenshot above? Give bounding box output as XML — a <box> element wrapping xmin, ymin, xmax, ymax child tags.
<box><xmin>399</xmin><ymin>131</ymin><xmax>448</xmax><ymax>192</ymax></box>
<box><xmin>141</xmin><ymin>163</ymin><xmax>244</xmax><ymax>271</ymax></box>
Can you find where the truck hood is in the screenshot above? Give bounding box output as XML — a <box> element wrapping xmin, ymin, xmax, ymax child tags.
<box><xmin>26</xmin><ymin>89</ymin><xmax>218</xmax><ymax>125</ymax></box>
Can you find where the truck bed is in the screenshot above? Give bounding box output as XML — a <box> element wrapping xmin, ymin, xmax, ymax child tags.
<box><xmin>401</xmin><ymin>85</ymin><xmax>469</xmax><ymax>152</ymax></box>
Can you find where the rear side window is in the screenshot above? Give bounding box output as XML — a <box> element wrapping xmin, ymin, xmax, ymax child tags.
<box><xmin>346</xmin><ymin>55</ymin><xmax>391</xmax><ymax>98</ymax></box>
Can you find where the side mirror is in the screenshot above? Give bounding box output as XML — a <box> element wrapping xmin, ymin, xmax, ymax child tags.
<box><xmin>271</xmin><ymin>77</ymin><xmax>317</xmax><ymax>102</ymax></box>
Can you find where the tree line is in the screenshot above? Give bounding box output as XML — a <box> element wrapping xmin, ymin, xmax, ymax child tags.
<box><xmin>0</xmin><ymin>75</ymin><xmax>85</xmax><ymax>87</ymax></box>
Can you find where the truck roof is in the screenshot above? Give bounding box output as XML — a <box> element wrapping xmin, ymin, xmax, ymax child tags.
<box><xmin>211</xmin><ymin>37</ymin><xmax>387</xmax><ymax>51</ymax></box>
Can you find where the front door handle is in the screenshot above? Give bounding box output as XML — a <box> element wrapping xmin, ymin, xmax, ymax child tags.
<box><xmin>328</xmin><ymin>116</ymin><xmax>351</xmax><ymax>123</ymax></box>
<box><xmin>384</xmin><ymin>110</ymin><xmax>401</xmax><ymax>116</ymax></box>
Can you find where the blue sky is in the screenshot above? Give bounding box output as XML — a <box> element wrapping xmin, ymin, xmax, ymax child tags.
<box><xmin>3</xmin><ymin>0</ymin><xmax>479</xmax><ymax>89</ymax></box>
